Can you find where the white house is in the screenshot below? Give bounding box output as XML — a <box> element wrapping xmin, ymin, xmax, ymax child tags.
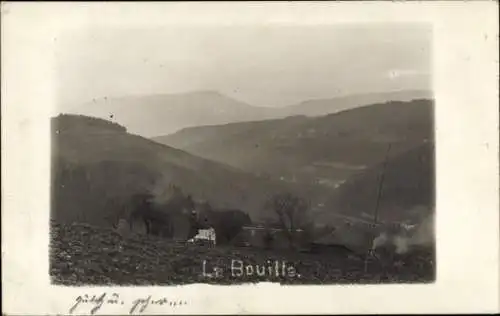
<box><xmin>188</xmin><ymin>227</ymin><xmax>216</xmax><ymax>247</ymax></box>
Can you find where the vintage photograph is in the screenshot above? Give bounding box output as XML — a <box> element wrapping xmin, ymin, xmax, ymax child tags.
<box><xmin>49</xmin><ymin>23</ymin><xmax>435</xmax><ymax>286</ymax></box>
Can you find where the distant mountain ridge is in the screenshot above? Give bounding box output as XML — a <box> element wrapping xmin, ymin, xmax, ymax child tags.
<box><xmin>281</xmin><ymin>89</ymin><xmax>432</xmax><ymax>117</ymax></box>
<box><xmin>67</xmin><ymin>91</ymin><xmax>281</xmax><ymax>137</ymax></box>
<box><xmin>66</xmin><ymin>89</ymin><xmax>432</xmax><ymax>137</ymax></box>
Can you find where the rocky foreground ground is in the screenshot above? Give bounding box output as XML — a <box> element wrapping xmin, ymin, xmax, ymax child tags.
<box><xmin>50</xmin><ymin>222</ymin><xmax>435</xmax><ymax>286</ymax></box>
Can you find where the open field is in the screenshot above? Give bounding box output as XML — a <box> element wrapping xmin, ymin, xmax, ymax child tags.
<box><xmin>50</xmin><ymin>222</ymin><xmax>435</xmax><ymax>286</ymax></box>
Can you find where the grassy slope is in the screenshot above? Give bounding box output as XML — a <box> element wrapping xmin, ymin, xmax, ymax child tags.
<box><xmin>50</xmin><ymin>221</ymin><xmax>435</xmax><ymax>285</ymax></box>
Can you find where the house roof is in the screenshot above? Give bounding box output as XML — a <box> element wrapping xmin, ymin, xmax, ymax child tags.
<box><xmin>241</xmin><ymin>226</ymin><xmax>304</xmax><ymax>233</ymax></box>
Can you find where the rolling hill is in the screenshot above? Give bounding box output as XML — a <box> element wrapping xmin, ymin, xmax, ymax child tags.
<box><xmin>52</xmin><ymin>115</ymin><xmax>316</xmax><ymax>225</ymax></box>
<box><xmin>66</xmin><ymin>90</ymin><xmax>432</xmax><ymax>137</ymax></box>
<box><xmin>51</xmin><ymin>114</ymin><xmax>331</xmax><ymax>227</ymax></box>
<box><xmin>52</xmin><ymin>94</ymin><xmax>435</xmax><ymax>229</ymax></box>
<box><xmin>154</xmin><ymin>99</ymin><xmax>434</xmax><ymax>188</ymax></box>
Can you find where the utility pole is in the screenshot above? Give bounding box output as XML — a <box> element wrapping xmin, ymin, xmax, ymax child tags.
<box><xmin>373</xmin><ymin>144</ymin><xmax>392</xmax><ymax>225</ymax></box>
<box><xmin>364</xmin><ymin>143</ymin><xmax>392</xmax><ymax>273</ymax></box>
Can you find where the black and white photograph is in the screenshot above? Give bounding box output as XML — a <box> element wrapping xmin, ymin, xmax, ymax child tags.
<box><xmin>49</xmin><ymin>22</ymin><xmax>435</xmax><ymax>286</ymax></box>
<box><xmin>2</xmin><ymin>2</ymin><xmax>499</xmax><ymax>315</ymax></box>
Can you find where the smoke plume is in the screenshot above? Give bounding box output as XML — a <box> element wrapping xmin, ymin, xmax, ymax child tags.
<box><xmin>372</xmin><ymin>211</ymin><xmax>435</xmax><ymax>254</ymax></box>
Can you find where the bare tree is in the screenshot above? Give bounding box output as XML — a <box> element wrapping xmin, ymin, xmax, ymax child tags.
<box><xmin>267</xmin><ymin>192</ymin><xmax>310</xmax><ymax>249</ymax></box>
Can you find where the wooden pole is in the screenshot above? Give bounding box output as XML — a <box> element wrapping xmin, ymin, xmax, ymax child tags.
<box><xmin>364</xmin><ymin>143</ymin><xmax>392</xmax><ymax>273</ymax></box>
<box><xmin>373</xmin><ymin>144</ymin><xmax>392</xmax><ymax>224</ymax></box>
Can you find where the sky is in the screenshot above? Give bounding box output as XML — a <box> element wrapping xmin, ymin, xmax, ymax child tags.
<box><xmin>55</xmin><ymin>23</ymin><xmax>431</xmax><ymax>110</ymax></box>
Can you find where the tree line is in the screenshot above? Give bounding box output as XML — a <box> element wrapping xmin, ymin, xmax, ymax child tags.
<box><xmin>127</xmin><ymin>186</ymin><xmax>314</xmax><ymax>248</ymax></box>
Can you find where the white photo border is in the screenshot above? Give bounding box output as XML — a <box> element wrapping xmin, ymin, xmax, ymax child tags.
<box><xmin>2</xmin><ymin>1</ymin><xmax>499</xmax><ymax>314</ymax></box>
